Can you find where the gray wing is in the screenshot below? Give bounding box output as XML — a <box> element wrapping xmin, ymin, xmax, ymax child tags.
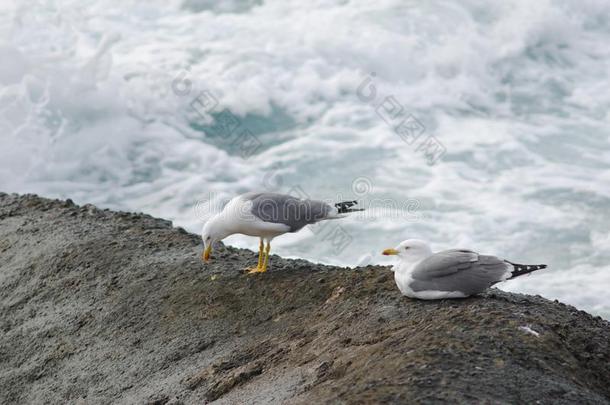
<box><xmin>410</xmin><ymin>249</ymin><xmax>510</xmax><ymax>295</ymax></box>
<box><xmin>246</xmin><ymin>192</ymin><xmax>333</xmax><ymax>232</ymax></box>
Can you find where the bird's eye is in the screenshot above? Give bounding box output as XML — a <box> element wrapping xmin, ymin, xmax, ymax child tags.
<box><xmin>206</xmin><ymin>236</ymin><xmax>211</xmax><ymax>240</ymax></box>
<box><xmin>404</xmin><ymin>246</ymin><xmax>410</xmax><ymax>250</ymax></box>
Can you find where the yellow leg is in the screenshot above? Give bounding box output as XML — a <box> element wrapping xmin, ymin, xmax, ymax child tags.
<box><xmin>246</xmin><ymin>240</ymin><xmax>265</xmax><ymax>274</ymax></box>
<box><xmin>256</xmin><ymin>240</ymin><xmax>264</xmax><ymax>268</ymax></box>
<box><xmin>260</xmin><ymin>242</ymin><xmax>271</xmax><ymax>273</ymax></box>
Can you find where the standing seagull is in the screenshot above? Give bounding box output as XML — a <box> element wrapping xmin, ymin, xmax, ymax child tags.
<box><xmin>202</xmin><ymin>192</ymin><xmax>363</xmax><ymax>273</ymax></box>
<box><xmin>382</xmin><ymin>239</ymin><xmax>546</xmax><ymax>299</ymax></box>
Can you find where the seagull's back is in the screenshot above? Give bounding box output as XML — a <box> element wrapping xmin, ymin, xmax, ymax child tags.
<box><xmin>409</xmin><ymin>249</ymin><xmax>511</xmax><ymax>296</ymax></box>
<box><xmin>243</xmin><ymin>192</ymin><xmax>334</xmax><ymax>233</ymax></box>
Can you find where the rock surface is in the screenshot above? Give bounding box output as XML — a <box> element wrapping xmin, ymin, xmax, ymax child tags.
<box><xmin>0</xmin><ymin>193</ymin><xmax>609</xmax><ymax>404</ymax></box>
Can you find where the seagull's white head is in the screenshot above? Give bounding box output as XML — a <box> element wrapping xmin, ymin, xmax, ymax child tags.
<box><xmin>382</xmin><ymin>239</ymin><xmax>433</xmax><ymax>265</ymax></box>
<box><xmin>201</xmin><ymin>214</ymin><xmax>232</xmax><ymax>262</ymax></box>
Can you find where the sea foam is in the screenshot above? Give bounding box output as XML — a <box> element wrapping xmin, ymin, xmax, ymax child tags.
<box><xmin>1</xmin><ymin>0</ymin><xmax>609</xmax><ymax>318</ymax></box>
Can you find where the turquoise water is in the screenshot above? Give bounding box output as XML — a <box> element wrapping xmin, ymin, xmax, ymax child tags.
<box><xmin>1</xmin><ymin>0</ymin><xmax>609</xmax><ymax>318</ymax></box>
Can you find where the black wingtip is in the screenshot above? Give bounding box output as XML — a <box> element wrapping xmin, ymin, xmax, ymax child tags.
<box><xmin>508</xmin><ymin>262</ymin><xmax>547</xmax><ymax>278</ymax></box>
<box><xmin>335</xmin><ymin>200</ymin><xmax>362</xmax><ymax>214</ymax></box>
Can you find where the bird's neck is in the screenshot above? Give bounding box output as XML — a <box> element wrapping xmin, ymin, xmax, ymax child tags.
<box><xmin>395</xmin><ymin>252</ymin><xmax>432</xmax><ymax>274</ymax></box>
<box><xmin>210</xmin><ymin>215</ymin><xmax>236</xmax><ymax>240</ymax></box>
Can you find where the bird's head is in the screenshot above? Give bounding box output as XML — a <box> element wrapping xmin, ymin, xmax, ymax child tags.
<box><xmin>382</xmin><ymin>239</ymin><xmax>433</xmax><ymax>264</ymax></box>
<box><xmin>201</xmin><ymin>214</ymin><xmax>231</xmax><ymax>262</ymax></box>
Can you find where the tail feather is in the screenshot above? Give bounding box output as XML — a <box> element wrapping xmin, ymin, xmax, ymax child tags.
<box><xmin>335</xmin><ymin>200</ymin><xmax>364</xmax><ymax>214</ymax></box>
<box><xmin>505</xmin><ymin>261</ymin><xmax>547</xmax><ymax>278</ymax></box>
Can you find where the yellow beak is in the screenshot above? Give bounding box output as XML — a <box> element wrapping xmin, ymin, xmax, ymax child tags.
<box><xmin>202</xmin><ymin>245</ymin><xmax>212</xmax><ymax>262</ymax></box>
<box><xmin>382</xmin><ymin>248</ymin><xmax>399</xmax><ymax>256</ymax></box>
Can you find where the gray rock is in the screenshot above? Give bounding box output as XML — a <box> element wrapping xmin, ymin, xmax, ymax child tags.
<box><xmin>0</xmin><ymin>193</ymin><xmax>609</xmax><ymax>404</ymax></box>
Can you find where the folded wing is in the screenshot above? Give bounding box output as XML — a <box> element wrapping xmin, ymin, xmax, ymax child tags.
<box><xmin>410</xmin><ymin>249</ymin><xmax>510</xmax><ymax>295</ymax></box>
<box><xmin>247</xmin><ymin>192</ymin><xmax>333</xmax><ymax>233</ymax></box>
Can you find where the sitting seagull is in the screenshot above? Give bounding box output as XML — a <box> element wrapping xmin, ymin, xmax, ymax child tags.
<box><xmin>202</xmin><ymin>192</ymin><xmax>363</xmax><ymax>273</ymax></box>
<box><xmin>382</xmin><ymin>239</ymin><xmax>546</xmax><ymax>299</ymax></box>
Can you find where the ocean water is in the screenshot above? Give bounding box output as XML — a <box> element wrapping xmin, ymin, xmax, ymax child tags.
<box><xmin>1</xmin><ymin>0</ymin><xmax>609</xmax><ymax>318</ymax></box>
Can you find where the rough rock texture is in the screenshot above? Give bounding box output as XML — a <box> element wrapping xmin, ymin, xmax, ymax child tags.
<box><xmin>0</xmin><ymin>193</ymin><xmax>609</xmax><ymax>405</ymax></box>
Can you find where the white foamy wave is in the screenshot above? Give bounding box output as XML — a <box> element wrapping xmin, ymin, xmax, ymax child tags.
<box><xmin>1</xmin><ymin>0</ymin><xmax>609</xmax><ymax>318</ymax></box>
